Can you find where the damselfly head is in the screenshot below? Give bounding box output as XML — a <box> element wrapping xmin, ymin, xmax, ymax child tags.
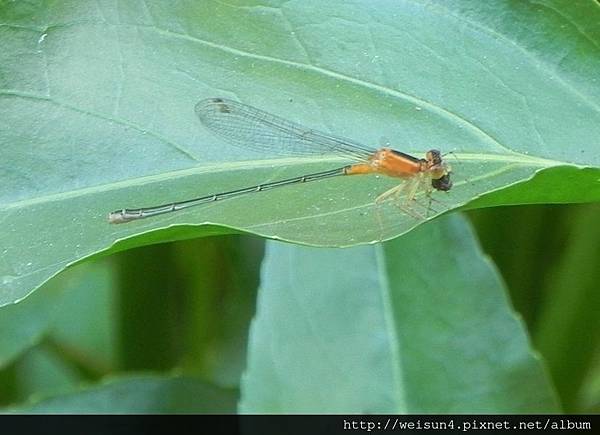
<box><xmin>426</xmin><ymin>149</ymin><xmax>443</xmax><ymax>166</ymax></box>
<box><xmin>426</xmin><ymin>149</ymin><xmax>452</xmax><ymax>192</ymax></box>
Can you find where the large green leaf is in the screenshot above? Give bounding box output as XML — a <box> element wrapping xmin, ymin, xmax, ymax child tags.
<box><xmin>2</xmin><ymin>0</ymin><xmax>599</xmax><ymax>305</ymax></box>
<box><xmin>240</xmin><ymin>214</ymin><xmax>560</xmax><ymax>413</ymax></box>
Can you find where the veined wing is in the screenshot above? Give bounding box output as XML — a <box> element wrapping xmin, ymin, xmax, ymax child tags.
<box><xmin>195</xmin><ymin>98</ymin><xmax>374</xmax><ymax>162</ymax></box>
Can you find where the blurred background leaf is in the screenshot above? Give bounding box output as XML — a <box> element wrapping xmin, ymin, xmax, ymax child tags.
<box><xmin>241</xmin><ymin>214</ymin><xmax>559</xmax><ymax>413</ymax></box>
<box><xmin>114</xmin><ymin>235</ymin><xmax>261</xmax><ymax>388</ymax></box>
<box><xmin>0</xmin><ymin>276</ymin><xmax>67</xmax><ymax>371</ymax></box>
<box><xmin>1</xmin><ymin>206</ymin><xmax>597</xmax><ymax>412</ymax></box>
<box><xmin>0</xmin><ymin>259</ymin><xmax>116</xmax><ymax>406</ymax></box>
<box><xmin>8</xmin><ymin>375</ymin><xmax>237</xmax><ymax>413</ymax></box>
<box><xmin>470</xmin><ymin>203</ymin><xmax>600</xmax><ymax>412</ymax></box>
<box><xmin>0</xmin><ymin>236</ymin><xmax>259</xmax><ymax>411</ymax></box>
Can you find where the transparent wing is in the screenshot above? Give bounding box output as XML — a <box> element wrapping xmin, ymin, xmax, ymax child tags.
<box><xmin>195</xmin><ymin>98</ymin><xmax>375</xmax><ymax>162</ymax></box>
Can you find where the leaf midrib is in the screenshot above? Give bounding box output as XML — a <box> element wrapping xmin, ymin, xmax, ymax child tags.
<box><xmin>2</xmin><ymin>152</ymin><xmax>562</xmax><ymax>211</ymax></box>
